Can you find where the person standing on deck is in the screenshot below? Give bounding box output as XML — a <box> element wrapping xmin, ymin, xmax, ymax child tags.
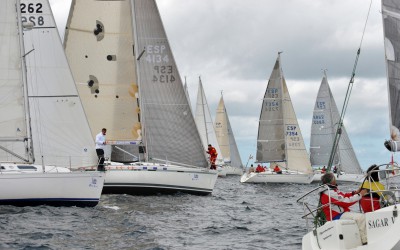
<box><xmin>207</xmin><ymin>144</ymin><xmax>218</xmax><ymax>170</ymax></box>
<box><xmin>95</xmin><ymin>128</ymin><xmax>107</xmax><ymax>171</ymax></box>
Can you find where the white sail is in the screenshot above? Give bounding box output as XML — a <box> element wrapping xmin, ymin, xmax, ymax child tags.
<box><xmin>64</xmin><ymin>0</ymin><xmax>141</xmax><ymax>146</ymax></box>
<box><xmin>382</xmin><ymin>0</ymin><xmax>400</xmax><ymax>152</ymax></box>
<box><xmin>215</xmin><ymin>95</ymin><xmax>243</xmax><ymax>168</ymax></box>
<box><xmin>64</xmin><ymin>0</ymin><xmax>217</xmax><ymax>195</ymax></box>
<box><xmin>0</xmin><ymin>0</ymin><xmax>30</xmax><ymax>162</ymax></box>
<box><xmin>132</xmin><ymin>0</ymin><xmax>207</xmax><ymax>167</ymax></box>
<box><xmin>257</xmin><ymin>54</ymin><xmax>312</xmax><ymax>174</ymax></box>
<box><xmin>0</xmin><ymin>0</ymin><xmax>104</xmax><ymax>207</ymax></box>
<box><xmin>0</xmin><ymin>0</ymin><xmax>97</xmax><ymax>168</ymax></box>
<box><xmin>65</xmin><ymin>0</ymin><xmax>208</xmax><ymax>168</ymax></box>
<box><xmin>194</xmin><ymin>77</ymin><xmax>223</xmax><ymax>163</ymax></box>
<box><xmin>310</xmin><ymin>74</ymin><xmax>362</xmax><ymax>174</ymax></box>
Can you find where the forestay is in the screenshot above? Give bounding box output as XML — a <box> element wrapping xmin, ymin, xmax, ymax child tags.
<box><xmin>310</xmin><ymin>74</ymin><xmax>362</xmax><ymax>174</ymax></box>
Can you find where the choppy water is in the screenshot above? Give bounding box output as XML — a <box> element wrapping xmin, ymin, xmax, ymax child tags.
<box><xmin>0</xmin><ymin>177</ymin><xmax>360</xmax><ymax>250</ymax></box>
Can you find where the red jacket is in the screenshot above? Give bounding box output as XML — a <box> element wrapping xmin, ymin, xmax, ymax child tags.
<box><xmin>207</xmin><ymin>147</ymin><xmax>217</xmax><ymax>157</ymax></box>
<box><xmin>256</xmin><ymin>165</ymin><xmax>264</xmax><ymax>172</ymax></box>
<box><xmin>320</xmin><ymin>186</ymin><xmax>361</xmax><ymax>221</ymax></box>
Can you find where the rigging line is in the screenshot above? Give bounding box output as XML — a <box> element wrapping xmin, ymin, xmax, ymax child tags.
<box><xmin>327</xmin><ymin>0</ymin><xmax>373</xmax><ymax>171</ymax></box>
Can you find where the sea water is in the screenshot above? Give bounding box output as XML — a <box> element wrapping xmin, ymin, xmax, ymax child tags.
<box><xmin>0</xmin><ymin>177</ymin><xmax>359</xmax><ymax>249</ymax></box>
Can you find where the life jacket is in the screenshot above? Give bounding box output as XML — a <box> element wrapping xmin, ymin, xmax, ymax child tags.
<box><xmin>208</xmin><ymin>147</ymin><xmax>217</xmax><ymax>157</ymax></box>
<box><xmin>320</xmin><ymin>185</ymin><xmax>361</xmax><ymax>221</ymax></box>
<box><xmin>359</xmin><ymin>180</ymin><xmax>385</xmax><ymax>213</ymax></box>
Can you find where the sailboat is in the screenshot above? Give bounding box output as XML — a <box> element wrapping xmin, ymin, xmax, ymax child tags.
<box><xmin>64</xmin><ymin>0</ymin><xmax>217</xmax><ymax>195</ymax></box>
<box><xmin>194</xmin><ymin>77</ymin><xmax>227</xmax><ymax>177</ymax></box>
<box><xmin>0</xmin><ymin>0</ymin><xmax>104</xmax><ymax>207</ymax></box>
<box><xmin>310</xmin><ymin>73</ymin><xmax>364</xmax><ymax>183</ymax></box>
<box><xmin>299</xmin><ymin>1</ymin><xmax>400</xmax><ymax>248</ymax></box>
<box><xmin>214</xmin><ymin>94</ymin><xmax>244</xmax><ymax>175</ymax></box>
<box><xmin>240</xmin><ymin>53</ymin><xmax>314</xmax><ymax>184</ymax></box>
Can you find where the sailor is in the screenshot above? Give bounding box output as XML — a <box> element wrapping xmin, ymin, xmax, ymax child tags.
<box><xmin>256</xmin><ymin>164</ymin><xmax>264</xmax><ymax>173</ymax></box>
<box><xmin>206</xmin><ymin>144</ymin><xmax>218</xmax><ymax>170</ymax></box>
<box><xmin>359</xmin><ymin>164</ymin><xmax>386</xmax><ymax>213</ymax></box>
<box><xmin>95</xmin><ymin>128</ymin><xmax>107</xmax><ymax>171</ymax></box>
<box><xmin>248</xmin><ymin>164</ymin><xmax>255</xmax><ymax>173</ymax></box>
<box><xmin>320</xmin><ymin>173</ymin><xmax>368</xmax><ymax>245</ymax></box>
<box><xmin>273</xmin><ymin>165</ymin><xmax>282</xmax><ymax>174</ymax></box>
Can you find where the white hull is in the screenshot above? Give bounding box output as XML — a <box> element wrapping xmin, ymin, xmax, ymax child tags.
<box><xmin>240</xmin><ymin>170</ymin><xmax>314</xmax><ymax>184</ymax></box>
<box><xmin>224</xmin><ymin>165</ymin><xmax>243</xmax><ymax>176</ymax></box>
<box><xmin>312</xmin><ymin>172</ymin><xmax>365</xmax><ymax>183</ymax></box>
<box><xmin>217</xmin><ymin>166</ymin><xmax>227</xmax><ymax>177</ymax></box>
<box><xmin>0</xmin><ymin>165</ymin><xmax>104</xmax><ymax>207</ymax></box>
<box><xmin>302</xmin><ymin>205</ymin><xmax>400</xmax><ymax>249</ymax></box>
<box><xmin>101</xmin><ymin>163</ymin><xmax>218</xmax><ymax>195</ymax></box>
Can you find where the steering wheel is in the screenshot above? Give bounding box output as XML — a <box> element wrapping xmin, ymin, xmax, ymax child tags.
<box><xmin>379</xmin><ymin>190</ymin><xmax>397</xmax><ymax>208</ymax></box>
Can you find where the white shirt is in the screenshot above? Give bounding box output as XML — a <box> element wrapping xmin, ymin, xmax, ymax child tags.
<box><xmin>95</xmin><ymin>132</ymin><xmax>106</xmax><ymax>150</ymax></box>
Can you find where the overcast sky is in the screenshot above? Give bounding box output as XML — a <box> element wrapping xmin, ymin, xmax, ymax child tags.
<box><xmin>50</xmin><ymin>0</ymin><xmax>390</xmax><ymax>170</ymax></box>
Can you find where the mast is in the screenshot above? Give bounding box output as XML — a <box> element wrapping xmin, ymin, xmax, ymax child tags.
<box><xmin>199</xmin><ymin>77</ymin><xmax>210</xmax><ymax>145</ymax></box>
<box><xmin>16</xmin><ymin>0</ymin><xmax>34</xmax><ymax>163</ymax></box>
<box><xmin>278</xmin><ymin>52</ymin><xmax>288</xmax><ymax>167</ymax></box>
<box><xmin>130</xmin><ymin>0</ymin><xmax>148</xmax><ymax>162</ymax></box>
<box><xmin>327</xmin><ymin>1</ymin><xmax>372</xmax><ymax>171</ymax></box>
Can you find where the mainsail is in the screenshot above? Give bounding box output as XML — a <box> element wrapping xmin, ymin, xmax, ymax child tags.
<box><xmin>0</xmin><ymin>0</ymin><xmax>29</xmax><ymax>162</ymax></box>
<box><xmin>257</xmin><ymin>54</ymin><xmax>312</xmax><ymax>174</ymax></box>
<box><xmin>310</xmin><ymin>74</ymin><xmax>362</xmax><ymax>174</ymax></box>
<box><xmin>382</xmin><ymin>0</ymin><xmax>400</xmax><ymax>152</ymax></box>
<box><xmin>0</xmin><ymin>0</ymin><xmax>97</xmax><ymax>168</ymax></box>
<box><xmin>214</xmin><ymin>95</ymin><xmax>243</xmax><ymax>168</ymax></box>
<box><xmin>65</xmin><ymin>0</ymin><xmax>207</xmax><ymax>167</ymax></box>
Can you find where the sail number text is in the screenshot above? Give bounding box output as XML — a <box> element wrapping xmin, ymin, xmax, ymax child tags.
<box><xmin>152</xmin><ymin>66</ymin><xmax>175</xmax><ymax>83</ymax></box>
<box><xmin>266</xmin><ymin>88</ymin><xmax>279</xmax><ymax>98</ymax></box>
<box><xmin>313</xmin><ymin>114</ymin><xmax>325</xmax><ymax>124</ymax></box>
<box><xmin>20</xmin><ymin>3</ymin><xmax>45</xmax><ymax>27</ymax></box>
<box><xmin>265</xmin><ymin>101</ymin><xmax>279</xmax><ymax>111</ymax></box>
<box><xmin>286</xmin><ymin>125</ymin><xmax>301</xmax><ymax>147</ymax></box>
<box><xmin>146</xmin><ymin>44</ymin><xmax>175</xmax><ymax>83</ymax></box>
<box><xmin>145</xmin><ymin>45</ymin><xmax>170</xmax><ymax>63</ymax></box>
<box><xmin>316</xmin><ymin>101</ymin><xmax>326</xmax><ymax>109</ymax></box>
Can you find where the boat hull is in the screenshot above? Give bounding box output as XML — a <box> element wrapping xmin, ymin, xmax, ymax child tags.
<box><xmin>217</xmin><ymin>166</ymin><xmax>227</xmax><ymax>177</ymax></box>
<box><xmin>0</xmin><ymin>170</ymin><xmax>104</xmax><ymax>207</ymax></box>
<box><xmin>312</xmin><ymin>172</ymin><xmax>365</xmax><ymax>183</ymax></box>
<box><xmin>224</xmin><ymin>166</ymin><xmax>243</xmax><ymax>176</ymax></box>
<box><xmin>102</xmin><ymin>164</ymin><xmax>218</xmax><ymax>196</ymax></box>
<box><xmin>302</xmin><ymin>205</ymin><xmax>400</xmax><ymax>249</ymax></box>
<box><xmin>240</xmin><ymin>171</ymin><xmax>313</xmax><ymax>184</ymax></box>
